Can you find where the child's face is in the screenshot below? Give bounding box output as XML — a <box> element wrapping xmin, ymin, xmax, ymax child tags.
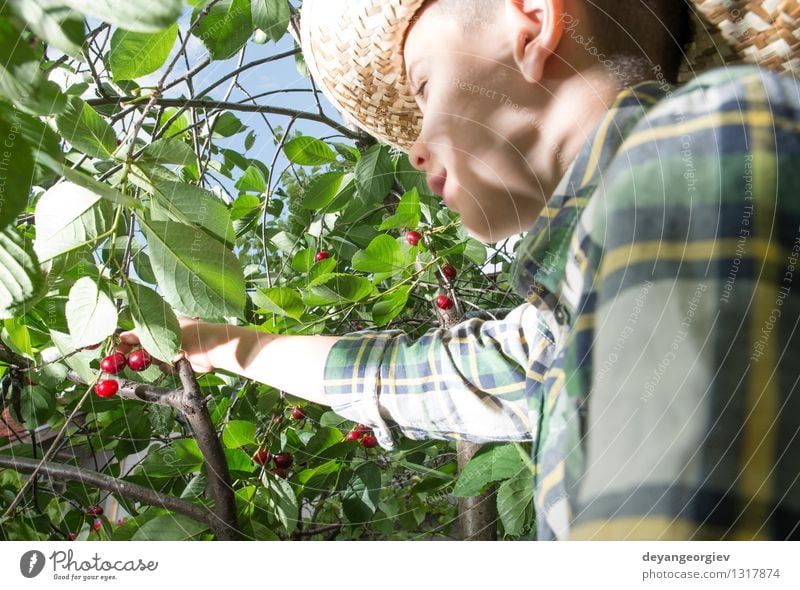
<box><xmin>403</xmin><ymin>2</ymin><xmax>557</xmax><ymax>243</ymax></box>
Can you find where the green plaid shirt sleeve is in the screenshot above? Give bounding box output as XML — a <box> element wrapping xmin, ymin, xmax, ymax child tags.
<box><xmin>323</xmin><ymin>303</ymin><xmax>560</xmax><ymax>450</ymax></box>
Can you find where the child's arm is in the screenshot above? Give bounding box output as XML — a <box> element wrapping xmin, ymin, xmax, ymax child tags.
<box><xmin>117</xmin><ymin>316</ymin><xmax>341</xmax><ymax>406</ymax></box>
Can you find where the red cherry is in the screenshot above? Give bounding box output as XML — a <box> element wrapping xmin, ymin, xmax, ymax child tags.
<box><xmin>355</xmin><ymin>423</ymin><xmax>371</xmax><ymax>434</ymax></box>
<box><xmin>314</xmin><ymin>251</ymin><xmax>330</xmax><ymax>263</ymax></box>
<box><xmin>252</xmin><ymin>448</ymin><xmax>271</xmax><ymax>466</ymax></box>
<box><xmin>270</xmin><ymin>467</ymin><xmax>288</xmax><ymax>479</ymax></box>
<box><xmin>116</xmin><ymin>519</ymin><xmax>125</xmax><ymax>526</ymax></box>
<box><xmin>290</xmin><ymin>407</ymin><xmax>305</xmax><ymax>420</ymax></box>
<box><xmin>435</xmin><ymin>295</ymin><xmax>454</xmax><ymax>310</ymax></box>
<box><xmin>94</xmin><ymin>380</ymin><xmax>118</xmax><ymax>398</ymax></box>
<box><xmin>127</xmin><ymin>349</ymin><xmax>152</xmax><ymax>372</ymax></box>
<box><xmin>360</xmin><ymin>435</ymin><xmax>379</xmax><ymax>448</ymax></box>
<box><xmin>273</xmin><ymin>452</ymin><xmax>293</xmax><ymax>469</ymax></box>
<box><xmin>344</xmin><ymin>430</ymin><xmax>362</xmax><ymax>441</ymax></box>
<box><xmin>87</xmin><ymin>505</ymin><xmax>103</xmax><ymax>517</ymax></box>
<box><xmin>100</xmin><ymin>352</ymin><xmax>127</xmax><ymax>374</ymax></box>
<box><xmin>92</xmin><ymin>520</ymin><xmax>102</xmax><ymax>532</ymax></box>
<box><xmin>406</xmin><ymin>230</ymin><xmax>422</xmax><ymax>246</ymax></box>
<box><xmin>442</xmin><ymin>264</ymin><xmax>457</xmax><ymax>281</ymax></box>
<box><xmin>66</xmin><ymin>532</ymin><xmax>78</xmax><ymax>541</ymax></box>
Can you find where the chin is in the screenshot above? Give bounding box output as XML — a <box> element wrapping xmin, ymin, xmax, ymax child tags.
<box><xmin>464</xmin><ymin>223</ymin><xmax>501</xmax><ymax>245</ymax></box>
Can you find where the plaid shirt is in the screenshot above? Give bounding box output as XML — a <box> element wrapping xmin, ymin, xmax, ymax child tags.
<box><xmin>323</xmin><ymin>66</ymin><xmax>800</xmax><ymax>540</ymax></box>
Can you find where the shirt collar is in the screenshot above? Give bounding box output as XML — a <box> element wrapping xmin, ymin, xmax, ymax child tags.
<box><xmin>509</xmin><ymin>81</ymin><xmax>672</xmax><ymax>305</ymax></box>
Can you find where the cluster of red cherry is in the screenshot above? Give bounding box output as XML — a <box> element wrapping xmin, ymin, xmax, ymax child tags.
<box><xmin>314</xmin><ymin>228</ymin><xmax>459</xmax><ymax>312</ymax></box>
<box><xmin>94</xmin><ymin>349</ymin><xmax>152</xmax><ymax>398</ymax></box>
<box><xmin>252</xmin><ymin>448</ymin><xmax>294</xmax><ymax>479</ymax></box>
<box><xmin>345</xmin><ymin>423</ymin><xmax>378</xmax><ymax>448</ymax></box>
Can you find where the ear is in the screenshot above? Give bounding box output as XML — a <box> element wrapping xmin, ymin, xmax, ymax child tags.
<box><xmin>505</xmin><ymin>0</ymin><xmax>565</xmax><ymax>83</ymax></box>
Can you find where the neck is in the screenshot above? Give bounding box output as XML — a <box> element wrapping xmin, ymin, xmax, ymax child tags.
<box><xmin>532</xmin><ymin>62</ymin><xmax>651</xmax><ymax>195</ymax></box>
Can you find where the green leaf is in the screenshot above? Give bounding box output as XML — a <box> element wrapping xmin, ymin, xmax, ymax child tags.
<box><xmin>497</xmin><ymin>470</ymin><xmax>533</xmax><ymax>536</ymax></box>
<box><xmin>0</xmin><ymin>226</ymin><xmax>44</xmax><ymax>320</ymax></box>
<box><xmin>58</xmin><ymin>166</ymin><xmax>140</xmax><ymax>208</ymax></box>
<box><xmin>0</xmin><ymin>108</ymin><xmax>35</xmax><ymax>229</ymax></box>
<box><xmin>138</xmin><ymin>439</ymin><xmax>204</xmax><ymax>477</ymax></box>
<box><xmin>342</xmin><ymin>462</ymin><xmax>381</xmax><ymax>524</ymax></box>
<box><xmin>18</xmin><ymin>384</ymin><xmax>55</xmax><ymax>429</ymax></box>
<box><xmin>269</xmin><ymin>230</ymin><xmax>298</xmax><ymax>253</ymax></box>
<box><xmin>235</xmin><ymin>164</ymin><xmax>267</xmax><ymax>193</ymax></box>
<box><xmin>55</xmin><ymin>98</ymin><xmax>117</xmax><ymax>159</ymax></box>
<box><xmin>290</xmin><ymin>248</ymin><xmax>316</xmax><ymax>273</ymax></box>
<box><xmin>140</xmin><ymin>218</ymin><xmax>246</xmax><ymax>320</ymax></box>
<box><xmin>49</xmin><ymin>329</ymin><xmax>94</xmax><ymax>384</ymax></box>
<box><xmin>0</xmin><ymin>17</ymin><xmax>66</xmax><ymax>115</ymax></box>
<box><xmin>351</xmin><ymin>235</ymin><xmax>406</xmax><ymax>274</ymax></box>
<box><xmin>158</xmin><ymin>107</ymin><xmax>190</xmax><ymax>139</ymax></box>
<box><xmin>33</xmin><ymin>181</ymin><xmax>113</xmax><ymax>262</ymax></box>
<box><xmin>150</xmin><ymin>180</ymin><xmax>235</xmax><ymax>247</ymax></box>
<box><xmin>304</xmin><ymin>426</ymin><xmax>343</xmax><ymax>458</ymax></box>
<box><xmin>244</xmin><ymin>130</ymin><xmax>256</xmax><ymax>150</ymax></box>
<box><xmin>284</xmin><ymin>136</ymin><xmax>336</xmax><ymax>166</ymax></box>
<box><xmin>295</xmin><ymin>461</ymin><xmax>339</xmax><ymax>491</ymax></box>
<box><xmin>192</xmin><ymin>0</ymin><xmax>252</xmax><ymax>61</ymax></box>
<box><xmin>306</xmin><ymin>256</ymin><xmax>336</xmax><ymax>282</ymax></box>
<box><xmin>141</xmin><ymin>137</ymin><xmax>195</xmax><ymax>166</ymax></box>
<box><xmin>109</xmin><ymin>24</ymin><xmax>178</xmax><ymax>81</ymax></box>
<box><xmin>132</xmin><ymin>514</ymin><xmax>209</xmax><ymax>541</ymax></box>
<box><xmin>452</xmin><ymin>444</ymin><xmax>525</xmax><ymax>497</ymax></box>
<box><xmin>394</xmin><ymin>153</ymin><xmax>430</xmax><ymax>194</ymax></box>
<box><xmin>464</xmin><ymin>238</ymin><xmax>488</xmax><ymax>266</ymax></box>
<box><xmin>65</xmin><ymin>277</ymin><xmax>118</xmax><ymax>348</ymax></box>
<box><xmin>250</xmin><ymin>0</ymin><xmax>290</xmax><ymax>42</ymax></box>
<box><xmin>251</xmin><ymin>288</ymin><xmax>304</xmax><ymax>321</ymax></box>
<box><xmin>259</xmin><ymin>471</ymin><xmax>298</xmax><ymax>535</ymax></box>
<box><xmin>379</xmin><ymin>187</ymin><xmax>421</xmax><ymax>230</ymax></box>
<box><xmin>62</xmin><ymin>0</ymin><xmax>182</xmax><ymax>33</ymax></box>
<box><xmin>222</xmin><ymin>420</ymin><xmax>257</xmax><ymax>448</ymax></box>
<box><xmin>125</xmin><ymin>281</ymin><xmax>181</xmax><ymax>362</ymax></box>
<box><xmin>6</xmin><ymin>0</ymin><xmax>85</xmax><ymax>57</ymax></box>
<box><xmin>308</xmin><ymin>274</ymin><xmax>374</xmax><ymax>304</ymax></box>
<box><xmin>355</xmin><ymin>145</ymin><xmax>393</xmax><ymax>203</ymax></box>
<box><xmin>212</xmin><ymin>112</ymin><xmax>246</xmax><ymax>137</ymax></box>
<box><xmin>372</xmin><ymin>285</ymin><xmax>411</xmax><ymax>327</ymax></box>
<box><xmin>225</xmin><ymin>447</ymin><xmax>257</xmax><ymax>475</ymax></box>
<box><xmin>3</xmin><ymin>316</ymin><xmax>33</xmax><ymax>359</ymax></box>
<box><xmin>301</xmin><ymin>171</ymin><xmax>345</xmax><ymax>210</ymax></box>
<box><xmin>0</xmin><ymin>101</ymin><xmax>62</xmax><ymax>177</ymax></box>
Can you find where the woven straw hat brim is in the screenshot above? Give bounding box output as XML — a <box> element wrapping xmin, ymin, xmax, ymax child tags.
<box><xmin>301</xmin><ymin>0</ymin><xmax>800</xmax><ymax>153</ymax></box>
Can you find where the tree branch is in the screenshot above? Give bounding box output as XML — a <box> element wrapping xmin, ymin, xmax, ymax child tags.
<box><xmin>66</xmin><ymin>371</ymin><xmax>183</xmax><ymax>408</ymax></box>
<box><xmin>175</xmin><ymin>359</ymin><xmax>240</xmax><ymax>541</ymax></box>
<box><xmin>0</xmin><ymin>454</ymin><xmax>217</xmax><ymax>529</ymax></box>
<box><xmin>293</xmin><ymin>523</ymin><xmax>342</xmax><ymax>539</ymax></box>
<box><xmin>86</xmin><ymin>96</ymin><xmax>361</xmax><ymax>140</ymax></box>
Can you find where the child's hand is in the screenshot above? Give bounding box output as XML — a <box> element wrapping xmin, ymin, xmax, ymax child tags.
<box><xmin>116</xmin><ymin>315</ymin><xmax>231</xmax><ymax>374</ymax></box>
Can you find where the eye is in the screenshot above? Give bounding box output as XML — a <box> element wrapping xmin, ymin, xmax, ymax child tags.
<box><xmin>414</xmin><ymin>80</ymin><xmax>428</xmax><ymax>99</ymax></box>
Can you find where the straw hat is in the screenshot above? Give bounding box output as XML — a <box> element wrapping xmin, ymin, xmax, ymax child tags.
<box><xmin>300</xmin><ymin>0</ymin><xmax>800</xmax><ymax>152</ymax></box>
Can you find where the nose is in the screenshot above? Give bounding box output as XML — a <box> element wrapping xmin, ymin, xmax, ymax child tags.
<box><xmin>408</xmin><ymin>137</ymin><xmax>430</xmax><ymax>172</ymax></box>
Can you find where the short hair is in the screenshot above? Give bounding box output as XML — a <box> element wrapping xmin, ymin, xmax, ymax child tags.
<box><xmin>427</xmin><ymin>0</ymin><xmax>693</xmax><ymax>83</ymax></box>
<box><xmin>583</xmin><ymin>0</ymin><xmax>693</xmax><ymax>83</ymax></box>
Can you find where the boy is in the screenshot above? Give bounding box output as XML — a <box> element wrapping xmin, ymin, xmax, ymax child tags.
<box><xmin>120</xmin><ymin>0</ymin><xmax>800</xmax><ymax>540</ymax></box>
